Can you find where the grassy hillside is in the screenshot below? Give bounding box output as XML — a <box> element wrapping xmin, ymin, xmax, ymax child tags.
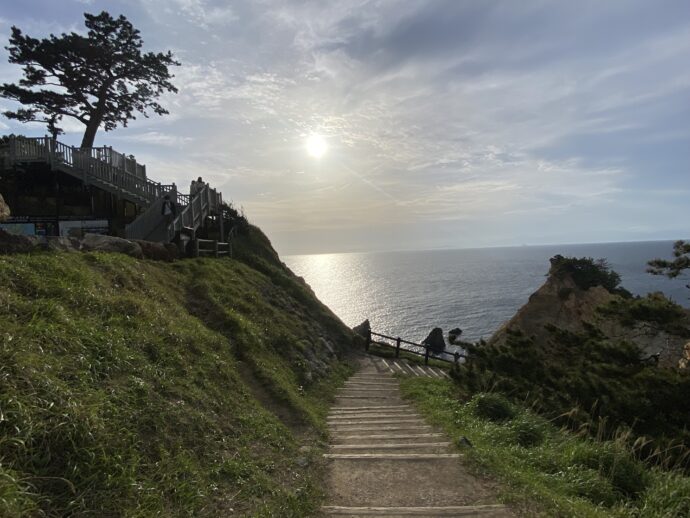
<box><xmin>0</xmin><ymin>226</ymin><xmax>354</xmax><ymax>516</ymax></box>
<box><xmin>401</xmin><ymin>378</ymin><xmax>690</xmax><ymax>517</ymax></box>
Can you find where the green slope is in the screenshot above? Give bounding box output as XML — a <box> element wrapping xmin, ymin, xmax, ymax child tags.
<box><xmin>0</xmin><ymin>226</ymin><xmax>354</xmax><ymax>516</ymax></box>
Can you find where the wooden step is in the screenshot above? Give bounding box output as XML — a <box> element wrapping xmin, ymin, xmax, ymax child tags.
<box><xmin>331</xmin><ymin>442</ymin><xmax>451</xmax><ymax>450</ymax></box>
<box><xmin>331</xmin><ymin>405</ymin><xmax>410</xmax><ymax>411</ymax></box>
<box><xmin>323</xmin><ymin>453</ymin><xmax>462</xmax><ymax>459</ymax></box>
<box><xmin>331</xmin><ymin>425</ymin><xmax>432</xmax><ymax>433</ymax></box>
<box><xmin>321</xmin><ymin>504</ymin><xmax>508</xmax><ymax>515</ymax></box>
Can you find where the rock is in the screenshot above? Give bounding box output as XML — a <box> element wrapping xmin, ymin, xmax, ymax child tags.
<box><xmin>0</xmin><ymin>229</ymin><xmax>38</xmax><ymax>254</ymax></box>
<box><xmin>163</xmin><ymin>243</ymin><xmax>180</xmax><ymax>260</ymax></box>
<box><xmin>448</xmin><ymin>328</ymin><xmax>463</xmax><ymax>344</ymax></box>
<box><xmin>422</xmin><ymin>327</ymin><xmax>446</xmax><ymax>354</ymax></box>
<box><xmin>0</xmin><ymin>193</ymin><xmax>10</xmax><ymax>221</ymax></box>
<box><xmin>353</xmin><ymin>319</ymin><xmax>371</xmax><ymax>338</ymax></box>
<box><xmin>134</xmin><ymin>240</ymin><xmax>176</xmax><ymax>261</ymax></box>
<box><xmin>81</xmin><ymin>233</ymin><xmax>143</xmax><ymax>258</ymax></box>
<box><xmin>45</xmin><ymin>236</ymin><xmax>80</xmax><ymax>252</ymax></box>
<box><xmin>295</xmin><ymin>456</ymin><xmax>309</xmax><ymax>468</ymax></box>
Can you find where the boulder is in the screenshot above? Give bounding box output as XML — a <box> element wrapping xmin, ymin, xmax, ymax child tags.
<box><xmin>81</xmin><ymin>233</ymin><xmax>143</xmax><ymax>258</ymax></box>
<box><xmin>448</xmin><ymin>327</ymin><xmax>463</xmax><ymax>344</ymax></box>
<box><xmin>0</xmin><ymin>193</ymin><xmax>10</xmax><ymax>221</ymax></box>
<box><xmin>134</xmin><ymin>240</ymin><xmax>176</xmax><ymax>261</ymax></box>
<box><xmin>0</xmin><ymin>229</ymin><xmax>38</xmax><ymax>254</ymax></box>
<box><xmin>353</xmin><ymin>319</ymin><xmax>371</xmax><ymax>338</ymax></box>
<box><xmin>422</xmin><ymin>327</ymin><xmax>446</xmax><ymax>354</ymax></box>
<box><xmin>45</xmin><ymin>236</ymin><xmax>80</xmax><ymax>252</ymax></box>
<box><xmin>163</xmin><ymin>243</ymin><xmax>180</xmax><ymax>260</ymax></box>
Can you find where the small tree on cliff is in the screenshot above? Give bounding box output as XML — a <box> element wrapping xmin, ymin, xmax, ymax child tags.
<box><xmin>648</xmin><ymin>240</ymin><xmax>690</xmax><ymax>291</ymax></box>
<box><xmin>0</xmin><ymin>11</ymin><xmax>179</xmax><ymax>147</ymax></box>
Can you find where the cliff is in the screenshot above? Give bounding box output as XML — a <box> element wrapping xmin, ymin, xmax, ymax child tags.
<box><xmin>0</xmin><ymin>225</ymin><xmax>355</xmax><ymax>516</ymax></box>
<box><xmin>489</xmin><ymin>257</ymin><xmax>690</xmax><ymax>367</ymax></box>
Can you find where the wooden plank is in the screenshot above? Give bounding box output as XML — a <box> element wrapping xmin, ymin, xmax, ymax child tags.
<box><xmin>380</xmin><ymin>358</ymin><xmax>395</xmax><ymax>374</ymax></box>
<box><xmin>328</xmin><ymin>414</ymin><xmax>418</xmax><ymax>420</ymax></box>
<box><xmin>331</xmin><ymin>442</ymin><xmax>451</xmax><ymax>450</ymax></box>
<box><xmin>335</xmin><ymin>433</ymin><xmax>444</xmax><ymax>440</ymax></box>
<box><xmin>323</xmin><ymin>453</ymin><xmax>462</xmax><ymax>459</ymax></box>
<box><xmin>330</xmin><ymin>425</ymin><xmax>432</xmax><ymax>433</ymax></box>
<box><xmin>321</xmin><ymin>504</ymin><xmax>507</xmax><ymax>515</ymax></box>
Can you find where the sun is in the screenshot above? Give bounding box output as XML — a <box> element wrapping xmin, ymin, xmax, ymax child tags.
<box><xmin>306</xmin><ymin>134</ymin><xmax>328</xmax><ymax>158</ymax></box>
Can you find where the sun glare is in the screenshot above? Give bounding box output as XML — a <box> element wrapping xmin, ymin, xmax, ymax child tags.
<box><xmin>306</xmin><ymin>134</ymin><xmax>328</xmax><ymax>158</ymax></box>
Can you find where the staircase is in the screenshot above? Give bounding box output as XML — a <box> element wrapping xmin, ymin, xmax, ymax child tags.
<box><xmin>322</xmin><ymin>357</ymin><xmax>513</xmax><ymax>517</ymax></box>
<box><xmin>1</xmin><ymin>136</ymin><xmax>223</xmax><ymax>243</ymax></box>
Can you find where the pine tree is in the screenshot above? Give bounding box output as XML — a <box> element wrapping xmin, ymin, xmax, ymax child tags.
<box><xmin>0</xmin><ymin>11</ymin><xmax>180</xmax><ymax>147</ymax></box>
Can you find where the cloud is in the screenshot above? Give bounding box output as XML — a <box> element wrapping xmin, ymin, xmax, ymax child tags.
<box><xmin>2</xmin><ymin>0</ymin><xmax>689</xmax><ymax>254</ymax></box>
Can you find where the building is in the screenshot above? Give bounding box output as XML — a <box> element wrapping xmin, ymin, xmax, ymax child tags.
<box><xmin>0</xmin><ymin>135</ymin><xmax>225</xmax><ymax>246</ymax></box>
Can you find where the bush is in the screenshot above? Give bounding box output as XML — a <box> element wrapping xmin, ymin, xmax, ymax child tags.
<box><xmin>638</xmin><ymin>471</ymin><xmax>690</xmax><ymax>517</ymax></box>
<box><xmin>571</xmin><ymin>442</ymin><xmax>649</xmax><ymax>498</ymax></box>
<box><xmin>555</xmin><ymin>465</ymin><xmax>619</xmax><ymax>506</ymax></box>
<box><xmin>509</xmin><ymin>414</ymin><xmax>547</xmax><ymax>447</ymax></box>
<box><xmin>549</xmin><ymin>255</ymin><xmax>622</xmax><ymax>293</ymax></box>
<box><xmin>471</xmin><ymin>393</ymin><xmax>516</xmax><ymax>422</ymax></box>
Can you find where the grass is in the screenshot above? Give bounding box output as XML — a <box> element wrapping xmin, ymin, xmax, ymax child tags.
<box><xmin>399</xmin><ymin>377</ymin><xmax>690</xmax><ymax>517</ymax></box>
<box><xmin>0</xmin><ymin>225</ymin><xmax>355</xmax><ymax>516</ymax></box>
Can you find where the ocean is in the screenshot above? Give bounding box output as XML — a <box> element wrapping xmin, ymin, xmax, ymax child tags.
<box><xmin>284</xmin><ymin>241</ymin><xmax>688</xmax><ymax>345</ymax></box>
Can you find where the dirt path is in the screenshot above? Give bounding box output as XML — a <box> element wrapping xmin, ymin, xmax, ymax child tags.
<box><xmin>321</xmin><ymin>357</ymin><xmax>513</xmax><ymax>517</ymax></box>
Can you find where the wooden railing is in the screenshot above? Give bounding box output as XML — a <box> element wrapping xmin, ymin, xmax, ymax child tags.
<box><xmin>194</xmin><ymin>238</ymin><xmax>230</xmax><ymax>257</ymax></box>
<box><xmin>4</xmin><ymin>136</ymin><xmax>162</xmax><ymax>204</ymax></box>
<box><xmin>4</xmin><ymin>135</ymin><xmax>228</xmax><ymax>246</ymax></box>
<box><xmin>366</xmin><ymin>330</ymin><xmax>465</xmax><ymax>365</ymax></box>
<box><xmin>166</xmin><ymin>183</ymin><xmax>222</xmax><ymax>242</ymax></box>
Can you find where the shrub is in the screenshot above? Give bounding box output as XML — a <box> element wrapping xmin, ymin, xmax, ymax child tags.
<box><xmin>471</xmin><ymin>393</ymin><xmax>516</xmax><ymax>422</ymax></box>
<box><xmin>637</xmin><ymin>471</ymin><xmax>690</xmax><ymax>517</ymax></box>
<box><xmin>556</xmin><ymin>465</ymin><xmax>619</xmax><ymax>507</ymax></box>
<box><xmin>571</xmin><ymin>442</ymin><xmax>649</xmax><ymax>498</ymax></box>
<box><xmin>549</xmin><ymin>255</ymin><xmax>622</xmax><ymax>293</ymax></box>
<box><xmin>509</xmin><ymin>414</ymin><xmax>547</xmax><ymax>447</ymax></box>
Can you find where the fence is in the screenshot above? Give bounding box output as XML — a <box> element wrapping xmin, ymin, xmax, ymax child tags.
<box><xmin>4</xmin><ymin>136</ymin><xmax>163</xmax><ymax>204</ymax></box>
<box><xmin>193</xmin><ymin>238</ymin><xmax>231</xmax><ymax>258</ymax></box>
<box><xmin>365</xmin><ymin>330</ymin><xmax>465</xmax><ymax>365</ymax></box>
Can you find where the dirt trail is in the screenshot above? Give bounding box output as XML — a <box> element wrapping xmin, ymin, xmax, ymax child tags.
<box><xmin>321</xmin><ymin>357</ymin><xmax>514</xmax><ymax>517</ymax></box>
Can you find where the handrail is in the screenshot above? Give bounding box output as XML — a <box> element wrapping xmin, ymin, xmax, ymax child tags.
<box><xmin>367</xmin><ymin>330</ymin><xmax>465</xmax><ymax>365</ymax></box>
<box><xmin>166</xmin><ymin>183</ymin><xmax>223</xmax><ymax>242</ymax></box>
<box><xmin>7</xmin><ymin>136</ymin><xmax>162</xmax><ymax>205</ymax></box>
<box><xmin>6</xmin><ymin>135</ymin><xmax>227</xmax><ymax>245</ymax></box>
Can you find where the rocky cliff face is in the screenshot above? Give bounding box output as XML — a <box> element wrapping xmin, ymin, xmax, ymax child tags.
<box><xmin>489</xmin><ymin>267</ymin><xmax>690</xmax><ymax>368</ymax></box>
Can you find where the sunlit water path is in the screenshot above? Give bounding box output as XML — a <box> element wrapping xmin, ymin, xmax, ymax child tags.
<box><xmin>285</xmin><ymin>241</ymin><xmax>687</xmax><ymax>344</ymax></box>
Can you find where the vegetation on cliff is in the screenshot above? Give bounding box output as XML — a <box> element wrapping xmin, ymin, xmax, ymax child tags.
<box><xmin>0</xmin><ymin>226</ymin><xmax>353</xmax><ymax>516</ymax></box>
<box><xmin>459</xmin><ymin>258</ymin><xmax>690</xmax><ymax>461</ymax></box>
<box><xmin>395</xmin><ymin>256</ymin><xmax>690</xmax><ymax>516</ymax></box>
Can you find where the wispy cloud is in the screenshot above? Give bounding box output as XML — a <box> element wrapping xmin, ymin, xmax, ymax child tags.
<box><xmin>1</xmin><ymin>0</ymin><xmax>689</xmax><ymax>253</ymax></box>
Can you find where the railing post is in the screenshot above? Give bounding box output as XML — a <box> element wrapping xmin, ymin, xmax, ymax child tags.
<box><xmin>365</xmin><ymin>330</ymin><xmax>371</xmax><ymax>352</ymax></box>
<box><xmin>424</xmin><ymin>345</ymin><xmax>430</xmax><ymax>365</ymax></box>
<box><xmin>194</xmin><ymin>239</ymin><xmax>200</xmax><ymax>258</ymax></box>
<box><xmin>213</xmin><ymin>240</ymin><xmax>219</xmax><ymax>257</ymax></box>
<box><xmin>9</xmin><ymin>136</ymin><xmax>15</xmax><ymax>163</ymax></box>
<box><xmin>395</xmin><ymin>337</ymin><xmax>401</xmax><ymax>358</ymax></box>
<box><xmin>454</xmin><ymin>352</ymin><xmax>460</xmax><ymax>365</ymax></box>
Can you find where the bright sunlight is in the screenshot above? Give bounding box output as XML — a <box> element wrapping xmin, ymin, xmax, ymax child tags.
<box><xmin>306</xmin><ymin>134</ymin><xmax>328</xmax><ymax>158</ymax></box>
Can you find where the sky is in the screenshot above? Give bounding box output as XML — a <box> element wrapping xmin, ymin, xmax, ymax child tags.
<box><xmin>1</xmin><ymin>0</ymin><xmax>689</xmax><ymax>255</ymax></box>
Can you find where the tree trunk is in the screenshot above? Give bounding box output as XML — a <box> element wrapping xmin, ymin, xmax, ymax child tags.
<box><xmin>80</xmin><ymin>120</ymin><xmax>100</xmax><ymax>148</ymax></box>
<box><xmin>80</xmin><ymin>84</ymin><xmax>111</xmax><ymax>148</ymax></box>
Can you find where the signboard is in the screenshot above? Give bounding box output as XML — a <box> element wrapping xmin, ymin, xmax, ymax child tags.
<box><xmin>0</xmin><ymin>222</ymin><xmax>35</xmax><ymax>236</ymax></box>
<box><xmin>59</xmin><ymin>220</ymin><xmax>109</xmax><ymax>238</ymax></box>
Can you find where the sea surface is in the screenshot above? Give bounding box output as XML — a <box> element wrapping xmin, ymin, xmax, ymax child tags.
<box><xmin>284</xmin><ymin>241</ymin><xmax>688</xmax><ymax>344</ymax></box>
